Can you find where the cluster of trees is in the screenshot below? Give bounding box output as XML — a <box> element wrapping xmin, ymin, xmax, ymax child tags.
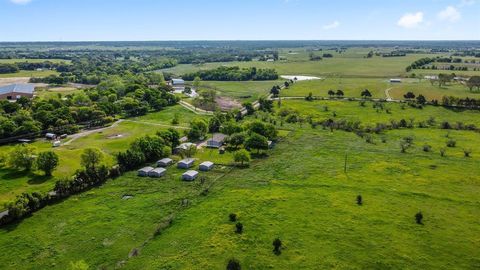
<box><xmin>116</xmin><ymin>132</ymin><xmax>177</xmax><ymax>171</ymax></box>
<box><xmin>182</xmin><ymin>66</ymin><xmax>278</xmax><ymax>81</ymax></box>
<box><xmin>0</xmin><ymin>61</ymin><xmax>70</xmax><ymax>74</ymax></box>
<box><xmin>0</xmin><ymin>147</ymin><xmax>119</xmax><ymax>225</ymax></box>
<box><xmin>466</xmin><ymin>76</ymin><xmax>480</xmax><ymax>91</ymax></box>
<box><xmin>221</xmin><ymin>120</ymin><xmax>277</xmax><ymax>155</ymax></box>
<box><xmin>406</xmin><ymin>56</ymin><xmax>478</xmax><ymax>71</ymax></box>
<box><xmin>0</xmin><ymin>76</ymin><xmax>179</xmax><ymax>142</ymax></box>
<box><xmin>1</xmin><ymin>144</ymin><xmax>59</xmax><ymax>176</ymax></box>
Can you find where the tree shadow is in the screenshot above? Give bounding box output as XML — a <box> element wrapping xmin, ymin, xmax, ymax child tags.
<box><xmin>27</xmin><ymin>175</ymin><xmax>52</xmax><ymax>185</ymax></box>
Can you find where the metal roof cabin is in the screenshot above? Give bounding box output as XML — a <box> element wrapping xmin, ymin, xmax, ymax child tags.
<box><xmin>182</xmin><ymin>170</ymin><xmax>199</xmax><ymax>181</ymax></box>
<box><xmin>138</xmin><ymin>166</ymin><xmax>154</xmax><ymax>177</ymax></box>
<box><xmin>207</xmin><ymin>133</ymin><xmax>228</xmax><ymax>148</ymax></box>
<box><xmin>199</xmin><ymin>161</ymin><xmax>214</xmax><ymax>171</ymax></box>
<box><xmin>171</xmin><ymin>79</ymin><xmax>185</xmax><ymax>85</ymax></box>
<box><xmin>148</xmin><ymin>168</ymin><xmax>167</xmax><ymax>178</ymax></box>
<box><xmin>157</xmin><ymin>158</ymin><xmax>174</xmax><ymax>167</ymax></box>
<box><xmin>178</xmin><ymin>158</ymin><xmax>195</xmax><ymax>169</ymax></box>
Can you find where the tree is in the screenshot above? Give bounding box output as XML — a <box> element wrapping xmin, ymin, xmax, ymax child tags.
<box><xmin>466</xmin><ymin>76</ymin><xmax>480</xmax><ymax>91</ymax></box>
<box><xmin>187</xmin><ymin>119</ymin><xmax>208</xmax><ymax>141</ymax></box>
<box><xmin>229</xmin><ymin>133</ymin><xmax>246</xmax><ymax>149</ymax></box>
<box><xmin>193</xmin><ymin>76</ymin><xmax>202</xmax><ymax>91</ymax></box>
<box><xmin>36</xmin><ymin>151</ymin><xmax>59</xmax><ymax>176</ymax></box>
<box><xmin>328</xmin><ymin>90</ymin><xmax>335</xmax><ymax>97</ymax></box>
<box><xmin>336</xmin><ymin>90</ymin><xmax>344</xmax><ymax>97</ymax></box>
<box><xmin>157</xmin><ymin>128</ymin><xmax>180</xmax><ymax>149</ymax></box>
<box><xmin>8</xmin><ymin>144</ymin><xmax>36</xmax><ymax>171</ymax></box>
<box><xmin>361</xmin><ymin>89</ymin><xmax>372</xmax><ymax>99</ymax></box>
<box><xmin>245</xmin><ymin>133</ymin><xmax>269</xmax><ymax>154</ymax></box>
<box><xmin>404</xmin><ymin>92</ymin><xmax>416</xmax><ymax>100</ymax></box>
<box><xmin>233</xmin><ymin>149</ymin><xmax>250</xmax><ymax>166</ymax></box>
<box><xmin>415</xmin><ymin>212</ymin><xmax>423</xmax><ymax>224</ymax></box>
<box><xmin>242</xmin><ymin>102</ymin><xmax>255</xmax><ymax>115</ymax></box>
<box><xmin>226</xmin><ymin>259</ymin><xmax>241</xmax><ymax>270</ymax></box>
<box><xmin>416</xmin><ymin>94</ymin><xmax>427</xmax><ymax>105</ymax></box>
<box><xmin>81</xmin><ymin>148</ymin><xmax>103</xmax><ymax>171</ymax></box>
<box><xmin>273</xmin><ymin>238</ymin><xmax>282</xmax><ymax>255</ymax></box>
<box><xmin>229</xmin><ymin>213</ymin><xmax>237</xmax><ymax>222</ymax></box>
<box><xmin>258</xmin><ymin>97</ymin><xmax>273</xmax><ymax>112</ymax></box>
<box><xmin>270</xmin><ymin>86</ymin><xmax>280</xmax><ymax>97</ymax></box>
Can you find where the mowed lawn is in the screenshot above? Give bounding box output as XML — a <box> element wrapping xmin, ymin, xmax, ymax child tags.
<box><xmin>200</xmin><ymin>80</ymin><xmax>280</xmax><ymax>102</ymax></box>
<box><xmin>0</xmin><ymin>69</ymin><xmax>59</xmax><ymax>78</ymax></box>
<box><xmin>1</xmin><ymin>116</ymin><xmax>478</xmax><ymax>269</ymax></box>
<box><xmin>0</xmin><ymin>105</ymin><xmax>204</xmax><ymax>207</ymax></box>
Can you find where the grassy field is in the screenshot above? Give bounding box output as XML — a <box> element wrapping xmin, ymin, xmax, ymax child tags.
<box><xmin>0</xmin><ymin>69</ymin><xmax>59</xmax><ymax>78</ymax></box>
<box><xmin>0</xmin><ymin>105</ymin><xmax>205</xmax><ymax>207</ymax></box>
<box><xmin>162</xmin><ymin>49</ymin><xmax>480</xmax><ymax>79</ymax></box>
<box><xmin>200</xmin><ymin>80</ymin><xmax>281</xmax><ymax>102</ymax></box>
<box><xmin>0</xmin><ymin>100</ymin><xmax>479</xmax><ymax>269</ymax></box>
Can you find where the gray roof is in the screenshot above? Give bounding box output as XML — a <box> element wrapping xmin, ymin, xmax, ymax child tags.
<box><xmin>138</xmin><ymin>166</ymin><xmax>154</xmax><ymax>172</ymax></box>
<box><xmin>179</xmin><ymin>158</ymin><xmax>195</xmax><ymax>165</ymax></box>
<box><xmin>172</xmin><ymin>79</ymin><xmax>185</xmax><ymax>85</ymax></box>
<box><xmin>0</xmin><ymin>84</ymin><xmax>35</xmax><ymax>95</ymax></box>
<box><xmin>183</xmin><ymin>170</ymin><xmax>199</xmax><ymax>177</ymax></box>
<box><xmin>209</xmin><ymin>133</ymin><xmax>228</xmax><ymax>142</ymax></box>
<box><xmin>158</xmin><ymin>158</ymin><xmax>173</xmax><ymax>163</ymax></box>
<box><xmin>150</xmin><ymin>168</ymin><xmax>166</xmax><ymax>174</ymax></box>
<box><xmin>200</xmin><ymin>161</ymin><xmax>214</xmax><ymax>167</ymax></box>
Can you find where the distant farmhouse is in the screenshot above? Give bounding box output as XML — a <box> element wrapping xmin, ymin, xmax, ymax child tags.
<box><xmin>0</xmin><ymin>84</ymin><xmax>35</xmax><ymax>100</ymax></box>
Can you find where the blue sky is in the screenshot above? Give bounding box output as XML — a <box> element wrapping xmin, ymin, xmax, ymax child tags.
<box><xmin>0</xmin><ymin>0</ymin><xmax>479</xmax><ymax>41</ymax></box>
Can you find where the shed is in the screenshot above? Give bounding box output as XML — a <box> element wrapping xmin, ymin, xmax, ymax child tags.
<box><xmin>45</xmin><ymin>133</ymin><xmax>56</xmax><ymax>140</ymax></box>
<box><xmin>52</xmin><ymin>140</ymin><xmax>61</xmax><ymax>147</ymax></box>
<box><xmin>178</xmin><ymin>158</ymin><xmax>195</xmax><ymax>169</ymax></box>
<box><xmin>138</xmin><ymin>166</ymin><xmax>154</xmax><ymax>177</ymax></box>
<box><xmin>199</xmin><ymin>161</ymin><xmax>214</xmax><ymax>171</ymax></box>
<box><xmin>182</xmin><ymin>170</ymin><xmax>199</xmax><ymax>181</ymax></box>
<box><xmin>157</xmin><ymin>158</ymin><xmax>174</xmax><ymax>167</ymax></box>
<box><xmin>174</xmin><ymin>142</ymin><xmax>196</xmax><ymax>154</ymax></box>
<box><xmin>148</xmin><ymin>168</ymin><xmax>167</xmax><ymax>178</ymax></box>
<box><xmin>207</xmin><ymin>133</ymin><xmax>228</xmax><ymax>148</ymax></box>
<box><xmin>0</xmin><ymin>84</ymin><xmax>35</xmax><ymax>100</ymax></box>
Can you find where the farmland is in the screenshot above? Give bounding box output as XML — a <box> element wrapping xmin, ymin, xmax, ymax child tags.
<box><xmin>1</xmin><ymin>99</ymin><xmax>479</xmax><ymax>269</ymax></box>
<box><xmin>1</xmin><ymin>40</ymin><xmax>480</xmax><ymax>270</ymax></box>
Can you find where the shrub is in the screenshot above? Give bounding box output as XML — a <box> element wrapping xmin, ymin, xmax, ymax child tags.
<box><xmin>8</xmin><ymin>144</ymin><xmax>37</xmax><ymax>171</ymax></box>
<box><xmin>415</xmin><ymin>212</ymin><xmax>423</xmax><ymax>225</ymax></box>
<box><xmin>356</xmin><ymin>195</ymin><xmax>363</xmax><ymax>206</ymax></box>
<box><xmin>273</xmin><ymin>238</ymin><xmax>282</xmax><ymax>255</ymax></box>
<box><xmin>229</xmin><ymin>213</ymin><xmax>237</xmax><ymax>222</ymax></box>
<box><xmin>446</xmin><ymin>139</ymin><xmax>456</xmax><ymax>148</ymax></box>
<box><xmin>440</xmin><ymin>148</ymin><xmax>447</xmax><ymax>157</ymax></box>
<box><xmin>464</xmin><ymin>149</ymin><xmax>472</xmax><ymax>158</ymax></box>
<box><xmin>235</xmin><ymin>222</ymin><xmax>243</xmax><ymax>234</ymax></box>
<box><xmin>226</xmin><ymin>259</ymin><xmax>241</xmax><ymax>270</ymax></box>
<box><xmin>423</xmin><ymin>145</ymin><xmax>432</xmax><ymax>152</ymax></box>
<box><xmin>233</xmin><ymin>149</ymin><xmax>251</xmax><ymax>167</ymax></box>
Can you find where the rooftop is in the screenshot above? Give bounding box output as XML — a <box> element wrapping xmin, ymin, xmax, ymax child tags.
<box><xmin>0</xmin><ymin>84</ymin><xmax>35</xmax><ymax>95</ymax></box>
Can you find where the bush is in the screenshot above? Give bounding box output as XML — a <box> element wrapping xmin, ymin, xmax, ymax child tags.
<box><xmin>273</xmin><ymin>238</ymin><xmax>282</xmax><ymax>255</ymax></box>
<box><xmin>36</xmin><ymin>151</ymin><xmax>59</xmax><ymax>176</ymax></box>
<box><xmin>226</xmin><ymin>259</ymin><xmax>241</xmax><ymax>270</ymax></box>
<box><xmin>8</xmin><ymin>144</ymin><xmax>37</xmax><ymax>171</ymax></box>
<box><xmin>229</xmin><ymin>213</ymin><xmax>237</xmax><ymax>222</ymax></box>
<box><xmin>235</xmin><ymin>222</ymin><xmax>243</xmax><ymax>234</ymax></box>
<box><xmin>446</xmin><ymin>139</ymin><xmax>456</xmax><ymax>148</ymax></box>
<box><xmin>356</xmin><ymin>195</ymin><xmax>363</xmax><ymax>206</ymax></box>
<box><xmin>415</xmin><ymin>212</ymin><xmax>423</xmax><ymax>225</ymax></box>
<box><xmin>464</xmin><ymin>149</ymin><xmax>472</xmax><ymax>158</ymax></box>
<box><xmin>440</xmin><ymin>148</ymin><xmax>447</xmax><ymax>157</ymax></box>
<box><xmin>423</xmin><ymin>145</ymin><xmax>432</xmax><ymax>152</ymax></box>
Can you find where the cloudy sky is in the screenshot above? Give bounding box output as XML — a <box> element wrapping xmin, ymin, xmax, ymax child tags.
<box><xmin>0</xmin><ymin>0</ymin><xmax>479</xmax><ymax>41</ymax></box>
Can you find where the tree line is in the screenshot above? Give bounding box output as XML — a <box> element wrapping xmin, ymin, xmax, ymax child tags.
<box><xmin>182</xmin><ymin>66</ymin><xmax>278</xmax><ymax>81</ymax></box>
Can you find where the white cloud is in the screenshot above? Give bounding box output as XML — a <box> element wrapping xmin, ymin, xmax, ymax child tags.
<box><xmin>323</xmin><ymin>21</ymin><xmax>340</xmax><ymax>30</ymax></box>
<box><xmin>397</xmin><ymin>12</ymin><xmax>424</xmax><ymax>28</ymax></box>
<box><xmin>458</xmin><ymin>0</ymin><xmax>475</xmax><ymax>7</ymax></box>
<box><xmin>10</xmin><ymin>0</ymin><xmax>32</xmax><ymax>4</ymax></box>
<box><xmin>438</xmin><ymin>6</ymin><xmax>461</xmax><ymax>22</ymax></box>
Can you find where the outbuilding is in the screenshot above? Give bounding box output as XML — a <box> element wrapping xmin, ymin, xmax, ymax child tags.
<box><xmin>389</xmin><ymin>79</ymin><xmax>402</xmax><ymax>83</ymax></box>
<box><xmin>199</xmin><ymin>161</ymin><xmax>214</xmax><ymax>171</ymax></box>
<box><xmin>148</xmin><ymin>168</ymin><xmax>167</xmax><ymax>178</ymax></box>
<box><xmin>45</xmin><ymin>133</ymin><xmax>56</xmax><ymax>140</ymax></box>
<box><xmin>157</xmin><ymin>158</ymin><xmax>174</xmax><ymax>167</ymax></box>
<box><xmin>178</xmin><ymin>158</ymin><xmax>195</xmax><ymax>169</ymax></box>
<box><xmin>174</xmin><ymin>142</ymin><xmax>196</xmax><ymax>154</ymax></box>
<box><xmin>182</xmin><ymin>170</ymin><xmax>199</xmax><ymax>181</ymax></box>
<box><xmin>207</xmin><ymin>133</ymin><xmax>228</xmax><ymax>148</ymax></box>
<box><xmin>138</xmin><ymin>166</ymin><xmax>154</xmax><ymax>177</ymax></box>
<box><xmin>0</xmin><ymin>84</ymin><xmax>35</xmax><ymax>100</ymax></box>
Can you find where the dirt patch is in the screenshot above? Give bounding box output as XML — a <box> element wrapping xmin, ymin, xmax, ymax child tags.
<box><xmin>216</xmin><ymin>96</ymin><xmax>242</xmax><ymax>111</ymax></box>
<box><xmin>107</xmin><ymin>134</ymin><xmax>125</xmax><ymax>139</ymax></box>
